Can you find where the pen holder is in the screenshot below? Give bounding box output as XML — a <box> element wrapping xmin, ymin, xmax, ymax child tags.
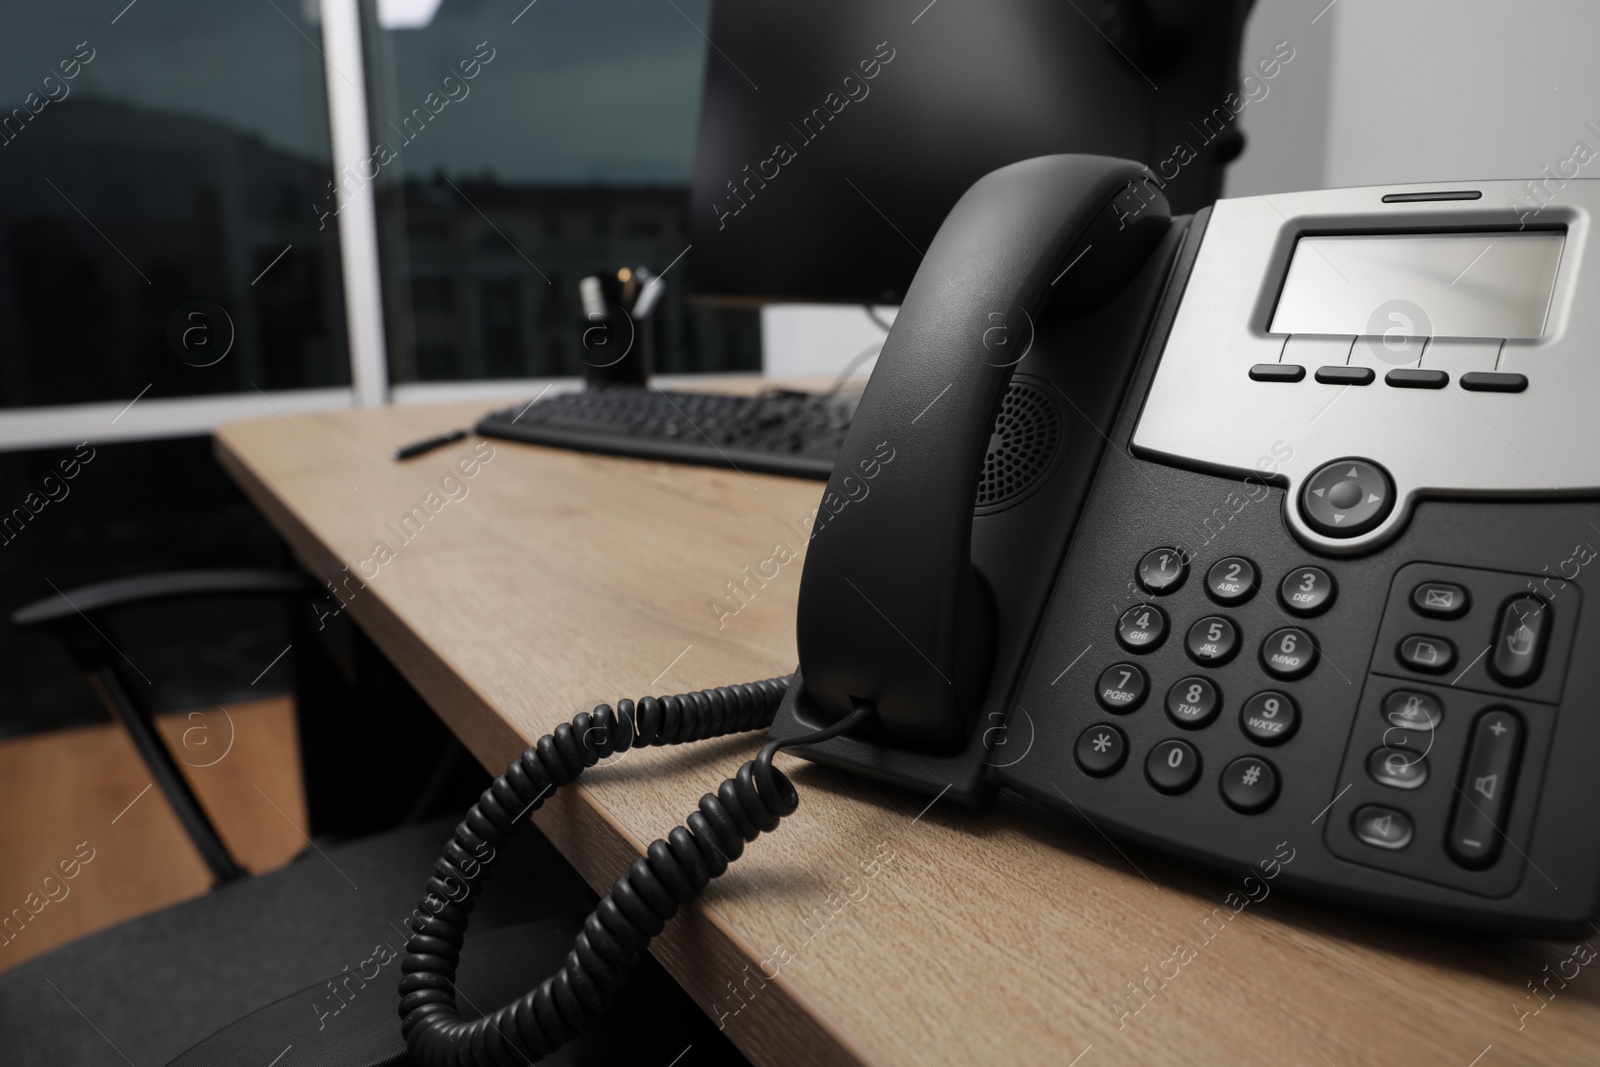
<box><xmin>578</xmin><ymin>273</ymin><xmax>653</xmax><ymax>386</ymax></box>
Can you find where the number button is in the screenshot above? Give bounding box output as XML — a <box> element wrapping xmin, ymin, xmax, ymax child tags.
<box><xmin>1137</xmin><ymin>547</ymin><xmax>1188</xmax><ymax>594</ymax></box>
<box><xmin>1116</xmin><ymin>603</ymin><xmax>1169</xmax><ymax>653</ymax></box>
<box><xmin>1096</xmin><ymin>663</ymin><xmax>1148</xmax><ymax>713</ymax></box>
<box><xmin>1239</xmin><ymin>690</ymin><xmax>1299</xmax><ymax>745</ymax></box>
<box><xmin>1261</xmin><ymin>627</ymin><xmax>1319</xmax><ymax>679</ymax></box>
<box><xmin>1205</xmin><ymin>556</ymin><xmax>1259</xmax><ymax>605</ymax></box>
<box><xmin>1185</xmin><ymin>615</ymin><xmax>1240</xmax><ymax>666</ymax></box>
<box><xmin>1165</xmin><ymin>676</ymin><xmax>1221</xmax><ymax>728</ymax></box>
<box><xmin>1146</xmin><ymin>739</ymin><xmax>1202</xmax><ymax>794</ymax></box>
<box><xmin>1279</xmin><ymin>566</ymin><xmax>1336</xmax><ymax>616</ymax></box>
<box><xmin>1220</xmin><ymin>756</ymin><xmax>1280</xmax><ymax>813</ymax></box>
<box><xmin>1076</xmin><ymin>723</ymin><xmax>1128</xmax><ymax>777</ymax></box>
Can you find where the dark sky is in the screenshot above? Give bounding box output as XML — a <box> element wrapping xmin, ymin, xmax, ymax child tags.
<box><xmin>0</xmin><ymin>0</ymin><xmax>710</xmax><ymax>184</ymax></box>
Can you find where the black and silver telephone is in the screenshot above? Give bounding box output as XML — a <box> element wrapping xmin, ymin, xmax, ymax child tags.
<box><xmin>769</xmin><ymin>153</ymin><xmax>1600</xmax><ymax>938</ymax></box>
<box><xmin>394</xmin><ymin>156</ymin><xmax>1596</xmax><ymax>1065</ymax></box>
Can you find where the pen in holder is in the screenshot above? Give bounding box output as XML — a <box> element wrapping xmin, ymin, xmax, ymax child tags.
<box><xmin>578</xmin><ymin>266</ymin><xmax>661</xmax><ymax>387</ymax></box>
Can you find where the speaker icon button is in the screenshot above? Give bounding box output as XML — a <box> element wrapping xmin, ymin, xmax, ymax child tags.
<box><xmin>1447</xmin><ymin>708</ymin><xmax>1524</xmax><ymax>869</ymax></box>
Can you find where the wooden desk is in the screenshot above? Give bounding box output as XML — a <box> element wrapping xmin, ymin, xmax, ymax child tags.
<box><xmin>216</xmin><ymin>391</ymin><xmax>1600</xmax><ymax>1067</ymax></box>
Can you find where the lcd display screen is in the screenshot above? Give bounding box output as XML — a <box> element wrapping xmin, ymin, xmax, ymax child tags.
<box><xmin>1270</xmin><ymin>232</ymin><xmax>1564</xmax><ymax>339</ymax></box>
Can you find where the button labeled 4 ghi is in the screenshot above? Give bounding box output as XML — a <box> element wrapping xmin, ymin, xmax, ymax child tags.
<box><xmin>1116</xmin><ymin>604</ymin><xmax>1168</xmax><ymax>653</ymax></box>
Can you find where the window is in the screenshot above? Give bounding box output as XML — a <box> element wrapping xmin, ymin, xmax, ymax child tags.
<box><xmin>361</xmin><ymin>0</ymin><xmax>760</xmax><ymax>384</ymax></box>
<box><xmin>0</xmin><ymin>0</ymin><xmax>349</xmax><ymax>410</ymax></box>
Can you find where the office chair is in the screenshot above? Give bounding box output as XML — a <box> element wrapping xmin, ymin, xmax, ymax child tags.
<box><xmin>4</xmin><ymin>571</ymin><xmax>750</xmax><ymax>1065</ymax></box>
<box><xmin>12</xmin><ymin>569</ymin><xmax>312</xmax><ymax>885</ymax></box>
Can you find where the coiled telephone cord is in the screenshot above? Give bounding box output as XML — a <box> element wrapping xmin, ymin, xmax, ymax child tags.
<box><xmin>397</xmin><ymin>675</ymin><xmax>871</xmax><ymax>1065</ymax></box>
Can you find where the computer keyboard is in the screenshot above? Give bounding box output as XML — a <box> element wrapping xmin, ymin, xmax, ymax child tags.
<box><xmin>476</xmin><ymin>385</ymin><xmax>862</xmax><ymax>479</ymax></box>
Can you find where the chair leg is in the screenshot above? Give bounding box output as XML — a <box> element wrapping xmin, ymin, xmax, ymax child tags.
<box><xmin>89</xmin><ymin>666</ymin><xmax>248</xmax><ymax>887</ymax></box>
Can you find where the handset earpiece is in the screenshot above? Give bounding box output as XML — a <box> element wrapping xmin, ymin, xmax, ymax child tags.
<box><xmin>792</xmin><ymin>155</ymin><xmax>1172</xmax><ymax>754</ymax></box>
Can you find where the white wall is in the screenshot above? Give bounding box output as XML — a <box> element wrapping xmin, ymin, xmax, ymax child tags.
<box><xmin>1231</xmin><ymin>0</ymin><xmax>1600</xmax><ymax>193</ymax></box>
<box><xmin>1323</xmin><ymin>0</ymin><xmax>1598</xmax><ymax>187</ymax></box>
<box><xmin>761</xmin><ymin>304</ymin><xmax>894</xmax><ymax>381</ymax></box>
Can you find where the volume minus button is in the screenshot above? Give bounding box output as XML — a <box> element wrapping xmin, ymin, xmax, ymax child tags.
<box><xmin>1447</xmin><ymin>708</ymin><xmax>1524</xmax><ymax>869</ymax></box>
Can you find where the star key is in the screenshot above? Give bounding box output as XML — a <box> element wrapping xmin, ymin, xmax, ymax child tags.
<box><xmin>1075</xmin><ymin>723</ymin><xmax>1127</xmax><ymax>777</ymax></box>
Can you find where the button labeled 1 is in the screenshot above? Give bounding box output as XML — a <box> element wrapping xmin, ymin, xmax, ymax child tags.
<box><xmin>1138</xmin><ymin>547</ymin><xmax>1188</xmax><ymax>594</ymax></box>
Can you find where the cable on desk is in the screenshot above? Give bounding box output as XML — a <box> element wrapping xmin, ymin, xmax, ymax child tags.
<box><xmin>397</xmin><ymin>675</ymin><xmax>875</xmax><ymax>1065</ymax></box>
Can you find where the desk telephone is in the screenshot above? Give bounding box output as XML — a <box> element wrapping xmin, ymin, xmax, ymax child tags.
<box><xmin>398</xmin><ymin>156</ymin><xmax>1598</xmax><ymax>1063</ymax></box>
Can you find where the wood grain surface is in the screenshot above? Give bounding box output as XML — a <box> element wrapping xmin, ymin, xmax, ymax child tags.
<box><xmin>214</xmin><ymin>386</ymin><xmax>1600</xmax><ymax>1067</ymax></box>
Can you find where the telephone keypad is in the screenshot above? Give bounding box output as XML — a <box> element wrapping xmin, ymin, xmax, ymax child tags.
<box><xmin>1219</xmin><ymin>756</ymin><xmax>1279</xmax><ymax>813</ymax></box>
<box><xmin>1116</xmin><ymin>603</ymin><xmax>1168</xmax><ymax>652</ymax></box>
<box><xmin>1239</xmin><ymin>690</ymin><xmax>1298</xmax><ymax>745</ymax></box>
<box><xmin>1185</xmin><ymin>615</ymin><xmax>1240</xmax><ymax>665</ymax></box>
<box><xmin>1137</xmin><ymin>547</ymin><xmax>1188</xmax><ymax>594</ymax></box>
<box><xmin>1075</xmin><ymin>723</ymin><xmax>1128</xmax><ymax>777</ymax></box>
<box><xmin>1279</xmin><ymin>565</ymin><xmax>1336</xmax><ymax>615</ymax></box>
<box><xmin>1397</xmin><ymin>634</ymin><xmax>1456</xmax><ymax>674</ymax></box>
<box><xmin>1260</xmin><ymin>627</ymin><xmax>1319</xmax><ymax>680</ymax></box>
<box><xmin>1165</xmin><ymin>676</ymin><xmax>1221</xmax><ymax>729</ymax></box>
<box><xmin>1146</xmin><ymin>739</ymin><xmax>1201</xmax><ymax>794</ymax></box>
<box><xmin>1096</xmin><ymin>663</ymin><xmax>1148</xmax><ymax>712</ymax></box>
<box><xmin>1204</xmin><ymin>556</ymin><xmax>1259</xmax><ymax>605</ymax></box>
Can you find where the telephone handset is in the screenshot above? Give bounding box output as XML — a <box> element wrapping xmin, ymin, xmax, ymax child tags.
<box><xmin>793</xmin><ymin>155</ymin><xmax>1177</xmax><ymax>755</ymax></box>
<box><xmin>773</xmin><ymin>156</ymin><xmax>1600</xmax><ymax>937</ymax></box>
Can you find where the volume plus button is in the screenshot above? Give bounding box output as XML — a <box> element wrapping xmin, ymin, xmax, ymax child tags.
<box><xmin>1447</xmin><ymin>708</ymin><xmax>1524</xmax><ymax>869</ymax></box>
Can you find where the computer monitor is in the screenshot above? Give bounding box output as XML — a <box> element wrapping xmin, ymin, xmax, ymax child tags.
<box><xmin>687</xmin><ymin>0</ymin><xmax>1255</xmax><ymax>305</ymax></box>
